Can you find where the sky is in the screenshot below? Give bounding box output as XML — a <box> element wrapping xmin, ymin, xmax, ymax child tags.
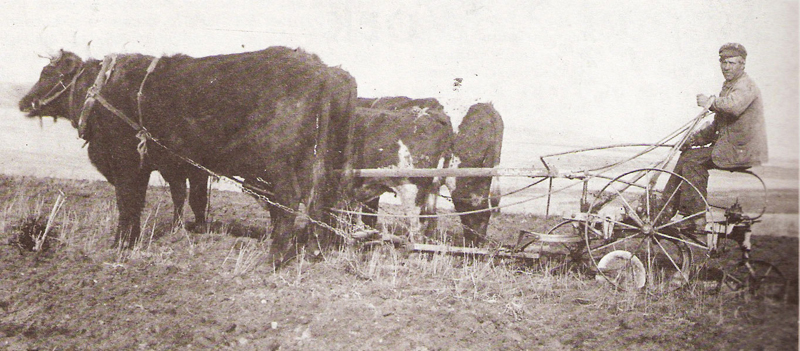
<box><xmin>1</xmin><ymin>0</ymin><xmax>798</xmax><ymax>163</ymax></box>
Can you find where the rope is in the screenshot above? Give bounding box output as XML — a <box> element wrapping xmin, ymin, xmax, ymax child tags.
<box><xmin>136</xmin><ymin>130</ymin><xmax>148</xmax><ymax>168</ymax></box>
<box><xmin>440</xmin><ymin>176</ymin><xmax>548</xmax><ymax>202</ymax></box>
<box><xmin>143</xmin><ymin>135</ymin><xmax>353</xmax><ymax>240</ymax></box>
<box><xmin>134</xmin><ymin>57</ymin><xmax>160</xmax><ymax>168</ymax></box>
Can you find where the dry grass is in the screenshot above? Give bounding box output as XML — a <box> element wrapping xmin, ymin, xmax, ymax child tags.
<box><xmin>0</xmin><ymin>174</ymin><xmax>796</xmax><ymax>350</ymax></box>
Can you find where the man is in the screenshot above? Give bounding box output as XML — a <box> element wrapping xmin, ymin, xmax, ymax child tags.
<box><xmin>662</xmin><ymin>43</ymin><xmax>769</xmax><ymax>233</ymax></box>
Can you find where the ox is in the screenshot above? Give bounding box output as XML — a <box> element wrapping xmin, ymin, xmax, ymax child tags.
<box><xmin>19</xmin><ymin>47</ymin><xmax>357</xmax><ymax>265</ymax></box>
<box><xmin>446</xmin><ymin>103</ymin><xmax>504</xmax><ymax>246</ymax></box>
<box><xmin>351</xmin><ymin>97</ymin><xmax>454</xmax><ymax>240</ymax></box>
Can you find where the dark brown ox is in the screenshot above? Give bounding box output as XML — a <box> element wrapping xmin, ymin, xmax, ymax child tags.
<box><xmin>446</xmin><ymin>103</ymin><xmax>504</xmax><ymax>246</ymax></box>
<box><xmin>19</xmin><ymin>47</ymin><xmax>357</xmax><ymax>264</ymax></box>
<box><xmin>352</xmin><ymin>97</ymin><xmax>454</xmax><ymax>239</ymax></box>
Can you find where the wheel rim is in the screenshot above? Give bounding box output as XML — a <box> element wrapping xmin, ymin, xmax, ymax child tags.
<box><xmin>522</xmin><ymin>220</ymin><xmax>598</xmax><ymax>274</ymax></box>
<box><xmin>585</xmin><ymin>168</ymin><xmax>706</xmax><ymax>292</ymax></box>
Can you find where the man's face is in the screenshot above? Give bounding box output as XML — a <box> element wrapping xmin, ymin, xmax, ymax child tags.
<box><xmin>720</xmin><ymin>56</ymin><xmax>745</xmax><ymax>81</ymax></box>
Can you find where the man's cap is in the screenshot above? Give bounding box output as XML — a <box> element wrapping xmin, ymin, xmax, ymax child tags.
<box><xmin>719</xmin><ymin>43</ymin><xmax>747</xmax><ymax>59</ymax></box>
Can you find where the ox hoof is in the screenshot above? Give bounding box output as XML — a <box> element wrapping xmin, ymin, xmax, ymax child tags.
<box><xmin>185</xmin><ymin>221</ymin><xmax>208</xmax><ymax>233</ymax></box>
<box><xmin>266</xmin><ymin>241</ymin><xmax>300</xmax><ymax>269</ymax></box>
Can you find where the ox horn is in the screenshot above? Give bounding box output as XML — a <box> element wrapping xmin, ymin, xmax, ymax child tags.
<box><xmin>38</xmin><ymin>25</ymin><xmax>59</xmax><ymax>59</ymax></box>
<box><xmin>86</xmin><ymin>40</ymin><xmax>94</xmax><ymax>59</ymax></box>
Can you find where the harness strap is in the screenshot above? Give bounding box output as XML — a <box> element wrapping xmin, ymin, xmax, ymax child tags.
<box><xmin>95</xmin><ymin>93</ymin><xmax>151</xmax><ymax>168</ymax></box>
<box><xmin>94</xmin><ymin>94</ymin><xmax>143</xmax><ymax>132</ymax></box>
<box><xmin>78</xmin><ymin>55</ymin><xmax>160</xmax><ymax>169</ymax></box>
<box><xmin>67</xmin><ymin>68</ymin><xmax>85</xmax><ymax>121</ymax></box>
<box><xmin>78</xmin><ymin>55</ymin><xmax>117</xmax><ymax>139</ymax></box>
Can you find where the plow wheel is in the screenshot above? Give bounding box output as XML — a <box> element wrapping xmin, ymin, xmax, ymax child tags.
<box><xmin>718</xmin><ymin>260</ymin><xmax>788</xmax><ymax>301</ymax></box>
<box><xmin>585</xmin><ymin>168</ymin><xmax>708</xmax><ymax>293</ymax></box>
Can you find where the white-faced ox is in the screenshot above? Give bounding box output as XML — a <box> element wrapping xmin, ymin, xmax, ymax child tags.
<box><xmin>18</xmin><ymin>47</ymin><xmax>357</xmax><ymax>266</ymax></box>
<box><xmin>352</xmin><ymin>97</ymin><xmax>454</xmax><ymax>240</ymax></box>
<box><xmin>351</xmin><ymin>98</ymin><xmax>504</xmax><ymax>247</ymax></box>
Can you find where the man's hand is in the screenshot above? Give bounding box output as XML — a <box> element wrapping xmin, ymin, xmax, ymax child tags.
<box><xmin>696</xmin><ymin>94</ymin><xmax>715</xmax><ymax>109</ymax></box>
<box><xmin>681</xmin><ymin>120</ymin><xmax>714</xmax><ymax>152</ymax></box>
<box><xmin>680</xmin><ymin>135</ymin><xmax>695</xmax><ymax>151</ymax></box>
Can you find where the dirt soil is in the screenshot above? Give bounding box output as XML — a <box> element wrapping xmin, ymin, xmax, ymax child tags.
<box><xmin>0</xmin><ymin>175</ymin><xmax>797</xmax><ymax>350</ymax></box>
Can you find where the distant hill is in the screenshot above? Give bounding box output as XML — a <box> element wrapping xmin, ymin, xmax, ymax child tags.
<box><xmin>0</xmin><ymin>82</ymin><xmax>32</xmax><ymax>108</ymax></box>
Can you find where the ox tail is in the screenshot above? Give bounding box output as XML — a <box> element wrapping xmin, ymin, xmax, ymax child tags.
<box><xmin>337</xmin><ymin>75</ymin><xmax>359</xmax><ymax>199</ymax></box>
<box><xmin>315</xmin><ymin>70</ymin><xmax>359</xmax><ymax>248</ymax></box>
<box><xmin>305</xmin><ymin>90</ymin><xmax>332</xmax><ymax>241</ymax></box>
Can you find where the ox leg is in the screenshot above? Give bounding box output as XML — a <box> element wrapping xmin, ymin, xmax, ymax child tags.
<box><xmin>114</xmin><ymin>171</ymin><xmax>151</xmax><ymax>249</ymax></box>
<box><xmin>160</xmin><ymin>165</ymin><xmax>193</xmax><ymax>230</ymax></box>
<box><xmin>453</xmin><ymin>200</ymin><xmax>491</xmax><ymax>247</ymax></box>
<box><xmin>166</xmin><ymin>177</ymin><xmax>187</xmax><ymax>229</ymax></box>
<box><xmin>463</xmin><ymin>212</ymin><xmax>490</xmax><ymax>247</ymax></box>
<box><xmin>396</xmin><ymin>182</ymin><xmax>421</xmax><ymax>242</ymax></box>
<box><xmin>265</xmin><ymin>177</ymin><xmax>303</xmax><ymax>267</ymax></box>
<box><xmin>452</xmin><ymin>177</ymin><xmax>496</xmax><ymax>247</ymax></box>
<box><xmin>418</xmin><ymin>181</ymin><xmax>442</xmax><ymax>241</ymax></box>
<box><xmin>352</xmin><ymin>182</ymin><xmax>390</xmax><ymax>230</ymax></box>
<box><xmin>188</xmin><ymin>169</ymin><xmax>209</xmax><ymax>227</ymax></box>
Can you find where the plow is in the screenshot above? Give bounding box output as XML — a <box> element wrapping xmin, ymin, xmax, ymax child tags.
<box><xmin>343</xmin><ymin>108</ymin><xmax>787</xmax><ymax>298</ymax></box>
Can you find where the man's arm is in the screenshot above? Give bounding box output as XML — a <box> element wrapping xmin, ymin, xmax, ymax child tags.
<box><xmin>710</xmin><ymin>80</ymin><xmax>758</xmax><ymax>119</ymax></box>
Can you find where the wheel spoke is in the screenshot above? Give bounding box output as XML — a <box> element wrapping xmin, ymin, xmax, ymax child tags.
<box><xmin>586</xmin><ymin>168</ymin><xmax>713</xmax><ymax>293</ymax></box>
<box><xmin>588</xmin><ymin>233</ymin><xmax>641</xmax><ymax>254</ymax></box>
<box><xmin>653</xmin><ymin>180</ymin><xmax>681</xmax><ymax>224</ymax></box>
<box><xmin>755</xmin><ymin>265</ymin><xmax>774</xmax><ymax>282</ymax></box>
<box><xmin>611</xmin><ymin>186</ymin><xmax>644</xmax><ymax>227</ymax></box>
<box><xmin>618</xmin><ymin>237</ymin><xmax>649</xmax><ymax>289</ymax></box>
<box><xmin>654</xmin><ymin>231</ymin><xmax>708</xmax><ymax>250</ymax></box>
<box><xmin>591</xmin><ymin>216</ymin><xmax>640</xmax><ymax>231</ymax></box>
<box><xmin>653</xmin><ymin>237</ymin><xmax>690</xmax><ymax>282</ymax></box>
<box><xmin>655</xmin><ymin>211</ymin><xmax>706</xmax><ymax>231</ymax></box>
<box><xmin>631</xmin><ymin>234</ymin><xmax>649</xmax><ymax>257</ymax></box>
<box><xmin>644</xmin><ymin>182</ymin><xmax>652</xmax><ymax>219</ymax></box>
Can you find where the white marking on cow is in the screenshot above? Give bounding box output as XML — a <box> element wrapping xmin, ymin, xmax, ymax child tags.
<box><xmin>444</xmin><ymin>155</ymin><xmax>461</xmax><ymax>194</ymax></box>
<box><xmin>395</xmin><ymin>182</ymin><xmax>421</xmax><ymax>241</ymax></box>
<box><xmin>421</xmin><ymin>155</ymin><xmax>447</xmax><ymax>232</ymax></box>
<box><xmin>396</xmin><ymin>140</ymin><xmax>414</xmax><ymax>169</ymax></box>
<box><xmin>432</xmin><ymin>156</ymin><xmax>446</xmax><ymax>184</ymax></box>
<box><xmin>384</xmin><ymin>139</ymin><xmax>421</xmax><ymax>239</ymax></box>
<box><xmin>411</xmin><ymin>106</ymin><xmax>430</xmax><ymax>119</ymax></box>
<box><xmin>370</xmin><ymin>139</ymin><xmax>446</xmax><ymax>239</ymax></box>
